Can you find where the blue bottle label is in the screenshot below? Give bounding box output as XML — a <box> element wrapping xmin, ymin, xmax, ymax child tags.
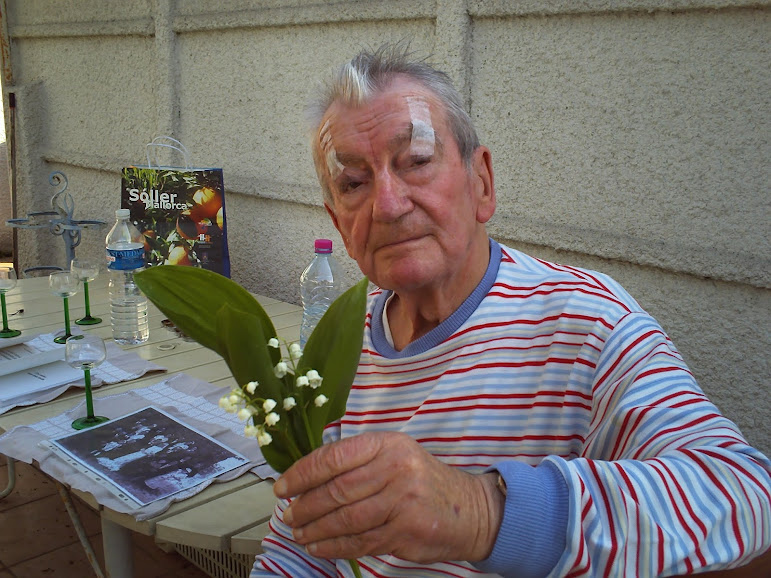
<box><xmin>107</xmin><ymin>247</ymin><xmax>145</xmax><ymax>271</ymax></box>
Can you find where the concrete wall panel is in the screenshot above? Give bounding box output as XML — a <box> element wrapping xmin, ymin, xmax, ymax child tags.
<box><xmin>14</xmin><ymin>37</ymin><xmax>157</xmax><ymax>161</ymax></box>
<box><xmin>474</xmin><ymin>8</ymin><xmax>770</xmax><ymax>286</ymax></box>
<box><xmin>10</xmin><ymin>0</ymin><xmax>150</xmax><ymax>27</ymax></box>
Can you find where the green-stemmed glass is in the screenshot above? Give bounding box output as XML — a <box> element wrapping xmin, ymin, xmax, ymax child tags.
<box><xmin>0</xmin><ymin>267</ymin><xmax>21</xmax><ymax>338</ymax></box>
<box><xmin>49</xmin><ymin>271</ymin><xmax>79</xmax><ymax>344</ymax></box>
<box><xmin>66</xmin><ymin>334</ymin><xmax>109</xmax><ymax>430</ymax></box>
<box><xmin>71</xmin><ymin>259</ymin><xmax>102</xmax><ymax>325</ymax></box>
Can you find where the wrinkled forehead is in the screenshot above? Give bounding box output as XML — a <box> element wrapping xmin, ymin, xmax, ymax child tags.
<box><xmin>317</xmin><ymin>84</ymin><xmax>440</xmax><ymax>178</ymax></box>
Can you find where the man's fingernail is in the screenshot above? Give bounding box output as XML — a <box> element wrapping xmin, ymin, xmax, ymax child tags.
<box><xmin>274</xmin><ymin>478</ymin><xmax>287</xmax><ymax>496</ymax></box>
<box><xmin>283</xmin><ymin>505</ymin><xmax>294</xmax><ymax>525</ymax></box>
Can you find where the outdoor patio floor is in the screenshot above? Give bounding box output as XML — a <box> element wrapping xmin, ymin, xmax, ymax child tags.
<box><xmin>0</xmin><ymin>459</ymin><xmax>210</xmax><ymax>577</ymax></box>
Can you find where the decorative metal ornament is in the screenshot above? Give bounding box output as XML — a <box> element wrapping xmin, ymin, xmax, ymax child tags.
<box><xmin>6</xmin><ymin>171</ymin><xmax>106</xmax><ymax>274</ymax></box>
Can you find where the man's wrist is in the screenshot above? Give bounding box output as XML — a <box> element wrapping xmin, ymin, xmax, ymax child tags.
<box><xmin>474</xmin><ymin>461</ymin><xmax>569</xmax><ymax>577</ymax></box>
<box><xmin>496</xmin><ymin>472</ymin><xmax>508</xmax><ymax>496</ymax></box>
<box><xmin>468</xmin><ymin>471</ymin><xmax>506</xmax><ymax>561</ymax></box>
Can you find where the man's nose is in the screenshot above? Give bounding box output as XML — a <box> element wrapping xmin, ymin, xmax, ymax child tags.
<box><xmin>371</xmin><ymin>169</ymin><xmax>412</xmax><ymax>222</ymax></box>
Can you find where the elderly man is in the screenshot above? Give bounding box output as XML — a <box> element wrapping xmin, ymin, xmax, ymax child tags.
<box><xmin>251</xmin><ymin>45</ymin><xmax>771</xmax><ymax>577</ymax></box>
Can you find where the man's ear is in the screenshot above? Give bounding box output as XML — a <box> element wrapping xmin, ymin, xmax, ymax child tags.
<box><xmin>324</xmin><ymin>202</ymin><xmax>339</xmax><ymax>230</ymax></box>
<box><xmin>472</xmin><ymin>146</ymin><xmax>496</xmax><ymax>224</ymax></box>
<box><xmin>324</xmin><ymin>202</ymin><xmax>355</xmax><ymax>259</ymax></box>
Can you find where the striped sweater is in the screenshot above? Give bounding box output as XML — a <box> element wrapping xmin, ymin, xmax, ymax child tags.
<box><xmin>252</xmin><ymin>239</ymin><xmax>771</xmax><ymax>577</ymax></box>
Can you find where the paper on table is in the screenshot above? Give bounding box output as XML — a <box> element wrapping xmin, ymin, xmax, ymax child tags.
<box><xmin>0</xmin><ymin>333</ymin><xmax>167</xmax><ymax>415</ymax></box>
<box><xmin>0</xmin><ymin>344</ymin><xmax>65</xmax><ymax>377</ymax></box>
<box><xmin>0</xmin><ymin>332</ymin><xmax>78</xmax><ymax>405</ymax></box>
<box><xmin>0</xmin><ymin>360</ymin><xmax>82</xmax><ymax>406</ymax></box>
<box><xmin>49</xmin><ymin>406</ymin><xmax>250</xmax><ymax>507</ymax></box>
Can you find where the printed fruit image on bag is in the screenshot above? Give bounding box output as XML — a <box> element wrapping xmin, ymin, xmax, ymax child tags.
<box><xmin>121</xmin><ymin>167</ymin><xmax>230</xmax><ymax>277</ymax></box>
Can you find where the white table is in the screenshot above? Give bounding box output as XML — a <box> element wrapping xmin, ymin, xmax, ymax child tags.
<box><xmin>0</xmin><ymin>274</ymin><xmax>302</xmax><ymax>578</ymax></box>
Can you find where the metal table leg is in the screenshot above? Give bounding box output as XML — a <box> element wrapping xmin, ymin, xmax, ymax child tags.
<box><xmin>101</xmin><ymin>516</ymin><xmax>135</xmax><ymax>578</ymax></box>
<box><xmin>0</xmin><ymin>455</ymin><xmax>16</xmax><ymax>499</ymax></box>
<box><xmin>56</xmin><ymin>482</ymin><xmax>105</xmax><ymax>577</ymax></box>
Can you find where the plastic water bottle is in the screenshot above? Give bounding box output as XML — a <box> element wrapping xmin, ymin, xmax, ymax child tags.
<box><xmin>300</xmin><ymin>239</ymin><xmax>345</xmax><ymax>347</ymax></box>
<box><xmin>105</xmin><ymin>209</ymin><xmax>149</xmax><ymax>345</ymax></box>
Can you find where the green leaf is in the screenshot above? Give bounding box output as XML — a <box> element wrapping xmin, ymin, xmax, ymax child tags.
<box><xmin>135</xmin><ymin>265</ymin><xmax>369</xmax><ymax>473</ymax></box>
<box><xmin>135</xmin><ymin>266</ymin><xmax>277</xmax><ymax>358</ymax></box>
<box><xmin>259</xmin><ymin>428</ymin><xmax>299</xmax><ymax>473</ymax></box>
<box><xmin>215</xmin><ymin>304</ymin><xmax>283</xmax><ymax>399</ymax></box>
<box><xmin>215</xmin><ymin>305</ymin><xmax>302</xmax><ymax>472</ymax></box>
<box><xmin>298</xmin><ymin>277</ymin><xmax>369</xmax><ymax>446</ymax></box>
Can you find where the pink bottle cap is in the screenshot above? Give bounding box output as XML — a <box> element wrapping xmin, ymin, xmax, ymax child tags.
<box><xmin>314</xmin><ymin>239</ymin><xmax>333</xmax><ymax>253</ymax></box>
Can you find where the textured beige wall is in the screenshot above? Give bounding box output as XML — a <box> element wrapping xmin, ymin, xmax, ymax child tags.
<box><xmin>1</xmin><ymin>0</ymin><xmax>768</xmax><ymax>453</ymax></box>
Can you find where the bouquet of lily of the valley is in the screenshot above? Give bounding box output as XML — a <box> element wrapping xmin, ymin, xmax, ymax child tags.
<box><xmin>135</xmin><ymin>266</ymin><xmax>368</xmax><ymax>577</ymax></box>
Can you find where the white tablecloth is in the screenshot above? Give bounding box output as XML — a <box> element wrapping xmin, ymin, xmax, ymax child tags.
<box><xmin>0</xmin><ymin>373</ymin><xmax>277</xmax><ymax>520</ymax></box>
<box><xmin>0</xmin><ymin>331</ymin><xmax>167</xmax><ymax>414</ymax></box>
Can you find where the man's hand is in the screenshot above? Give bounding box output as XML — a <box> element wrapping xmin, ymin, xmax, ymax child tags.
<box><xmin>273</xmin><ymin>431</ymin><xmax>505</xmax><ymax>563</ymax></box>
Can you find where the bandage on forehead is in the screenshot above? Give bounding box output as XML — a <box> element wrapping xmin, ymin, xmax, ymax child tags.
<box><xmin>406</xmin><ymin>97</ymin><xmax>435</xmax><ymax>157</ymax></box>
<box><xmin>319</xmin><ymin>119</ymin><xmax>344</xmax><ymax>180</ymax></box>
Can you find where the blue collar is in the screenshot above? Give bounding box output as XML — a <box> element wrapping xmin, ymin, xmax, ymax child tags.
<box><xmin>369</xmin><ymin>238</ymin><xmax>502</xmax><ymax>358</ymax></box>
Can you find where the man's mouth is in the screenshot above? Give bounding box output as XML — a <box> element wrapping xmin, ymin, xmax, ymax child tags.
<box><xmin>377</xmin><ymin>235</ymin><xmax>424</xmax><ymax>251</ymax></box>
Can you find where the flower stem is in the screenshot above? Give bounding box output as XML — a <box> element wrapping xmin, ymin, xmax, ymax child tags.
<box><xmin>348</xmin><ymin>558</ymin><xmax>362</xmax><ymax>577</ymax></box>
<box><xmin>282</xmin><ymin>430</ymin><xmax>305</xmax><ymax>462</ymax></box>
<box><xmin>300</xmin><ymin>404</ymin><xmax>318</xmax><ymax>449</ymax></box>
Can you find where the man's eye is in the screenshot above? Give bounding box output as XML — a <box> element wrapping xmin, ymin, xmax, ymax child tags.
<box><xmin>340</xmin><ymin>180</ymin><xmax>363</xmax><ymax>193</ymax></box>
<box><xmin>411</xmin><ymin>155</ymin><xmax>432</xmax><ymax>167</ymax></box>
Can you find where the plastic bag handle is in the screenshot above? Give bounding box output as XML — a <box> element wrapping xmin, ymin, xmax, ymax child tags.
<box><xmin>145</xmin><ymin>136</ymin><xmax>191</xmax><ymax>169</ymax></box>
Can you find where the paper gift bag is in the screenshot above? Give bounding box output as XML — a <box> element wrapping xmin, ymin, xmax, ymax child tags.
<box><xmin>121</xmin><ymin>138</ymin><xmax>230</xmax><ymax>277</ymax></box>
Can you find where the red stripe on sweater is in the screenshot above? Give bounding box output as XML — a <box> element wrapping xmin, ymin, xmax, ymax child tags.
<box><xmin>589</xmin><ymin>335</ymin><xmax>680</xmax><ymax>438</ymax></box>
<box><xmin>533</xmin><ymin>257</ymin><xmax>615</xmax><ymax>293</ymax></box>
<box><xmin>698</xmin><ymin>448</ymin><xmax>771</xmax><ymax>503</ymax></box>
<box><xmin>342</xmin><ymin>400</ymin><xmax>593</xmax><ymax>426</ymax></box>
<box><xmin>680</xmin><ymin>449</ymin><xmax>746</xmax><ymax>558</ymax></box>
<box><xmin>500</xmin><ymin>247</ymin><xmax>517</xmax><ymax>263</ymax></box>
<box><xmin>488</xmin><ymin>285</ymin><xmax>630</xmax><ymax>312</ymax></box>
<box><xmin>593</xmin><ymin>328</ymin><xmax>665</xmax><ymax>393</ymax></box>
<box><xmin>260</xmin><ymin>536</ymin><xmax>336</xmax><ymax>577</ymax></box>
<box><xmin>650</xmin><ymin>458</ymin><xmax>707</xmax><ymax>568</ymax></box>
<box><xmin>451</xmin><ymin>313</ymin><xmax>614</xmax><ymax>343</ymax></box>
<box><xmin>356</xmin><ymin>336</ymin><xmax>600</xmax><ymax>375</ymax></box>
<box><xmin>614</xmin><ymin>463</ymin><xmax>641</xmax><ymax>575</ymax></box>
<box><xmin>567</xmin><ymin>478</ymin><xmax>593</xmax><ymax>577</ymax></box>
<box><xmin>352</xmin><ymin>357</ymin><xmax>596</xmax><ymax>391</ymax></box>
<box><xmin>363</xmin><ymin>555</ymin><xmax>484</xmax><ymax>577</ymax></box>
<box><xmin>415</xmin><ymin>433</ymin><xmax>586</xmax><ymax>444</ymax></box>
<box><xmin>657</xmin><ymin>525</ymin><xmax>666</xmax><ymax>575</ymax></box>
<box><xmin>586</xmin><ymin>461</ymin><xmax>618</xmax><ymax>578</ymax></box>
<box><xmin>609</xmin><ymin>385</ymin><xmax>706</xmax><ymax>459</ymax></box>
<box><xmin>631</xmin><ymin>413</ymin><xmax>724</xmax><ymax>460</ymax></box>
<box><xmin>344</xmin><ymin>391</ymin><xmax>593</xmax><ymax>420</ymax></box>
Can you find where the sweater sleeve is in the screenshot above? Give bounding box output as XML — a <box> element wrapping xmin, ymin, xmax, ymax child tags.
<box><xmin>543</xmin><ymin>312</ymin><xmax>771</xmax><ymax>577</ymax></box>
<box><xmin>250</xmin><ymin>497</ymin><xmax>339</xmax><ymax>577</ymax></box>
<box><xmin>474</xmin><ymin>460</ymin><xmax>569</xmax><ymax>577</ymax></box>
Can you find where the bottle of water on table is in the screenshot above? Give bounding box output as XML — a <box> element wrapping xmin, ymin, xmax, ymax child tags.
<box><xmin>105</xmin><ymin>209</ymin><xmax>149</xmax><ymax>345</ymax></box>
<box><xmin>300</xmin><ymin>239</ymin><xmax>345</xmax><ymax>347</ymax></box>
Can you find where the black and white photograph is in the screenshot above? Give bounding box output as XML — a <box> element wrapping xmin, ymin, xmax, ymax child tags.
<box><xmin>51</xmin><ymin>406</ymin><xmax>248</xmax><ymax>506</ymax></box>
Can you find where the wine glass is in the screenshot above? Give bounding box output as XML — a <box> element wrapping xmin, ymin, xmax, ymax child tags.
<box><xmin>71</xmin><ymin>259</ymin><xmax>102</xmax><ymax>325</ymax></box>
<box><xmin>66</xmin><ymin>334</ymin><xmax>109</xmax><ymax>430</ymax></box>
<box><xmin>49</xmin><ymin>271</ymin><xmax>79</xmax><ymax>344</ymax></box>
<box><xmin>0</xmin><ymin>267</ymin><xmax>21</xmax><ymax>338</ymax></box>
